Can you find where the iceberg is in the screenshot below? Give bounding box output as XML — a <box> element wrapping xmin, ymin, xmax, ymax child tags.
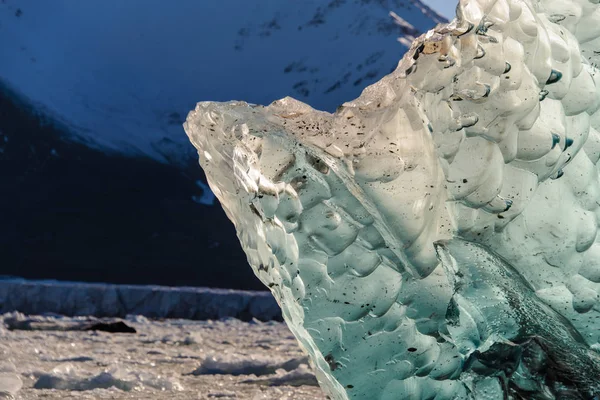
<box><xmin>184</xmin><ymin>0</ymin><xmax>600</xmax><ymax>398</ymax></box>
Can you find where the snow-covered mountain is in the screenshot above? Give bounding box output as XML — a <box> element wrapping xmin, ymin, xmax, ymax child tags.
<box><xmin>0</xmin><ymin>0</ymin><xmax>446</xmax><ymax>164</ymax></box>
<box><xmin>0</xmin><ymin>0</ymin><xmax>446</xmax><ymax>289</ymax></box>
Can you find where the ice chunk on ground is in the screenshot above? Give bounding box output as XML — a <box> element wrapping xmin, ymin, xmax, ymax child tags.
<box><xmin>241</xmin><ymin>364</ymin><xmax>319</xmax><ymax>387</ymax></box>
<box><xmin>192</xmin><ymin>354</ymin><xmax>308</xmax><ymax>376</ymax></box>
<box><xmin>3</xmin><ymin>314</ymin><xmax>325</xmax><ymax>399</ymax></box>
<box><xmin>33</xmin><ymin>364</ymin><xmax>183</xmax><ymax>392</ymax></box>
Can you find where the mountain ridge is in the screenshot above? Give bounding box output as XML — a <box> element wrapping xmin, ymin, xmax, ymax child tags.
<box><xmin>0</xmin><ymin>0</ymin><xmax>446</xmax><ymax>164</ymax></box>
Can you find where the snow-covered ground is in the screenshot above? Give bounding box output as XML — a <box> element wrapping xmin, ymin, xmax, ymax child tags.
<box><xmin>0</xmin><ymin>0</ymin><xmax>445</xmax><ymax>164</ymax></box>
<box><xmin>0</xmin><ymin>279</ymin><xmax>280</xmax><ymax>322</ymax></box>
<box><xmin>0</xmin><ymin>313</ymin><xmax>325</xmax><ymax>400</ymax></box>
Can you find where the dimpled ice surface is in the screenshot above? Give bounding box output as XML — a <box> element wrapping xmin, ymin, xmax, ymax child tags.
<box><xmin>184</xmin><ymin>0</ymin><xmax>600</xmax><ymax>398</ymax></box>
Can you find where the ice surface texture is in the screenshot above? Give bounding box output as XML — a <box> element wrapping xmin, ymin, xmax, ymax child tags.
<box><xmin>185</xmin><ymin>0</ymin><xmax>600</xmax><ymax>398</ymax></box>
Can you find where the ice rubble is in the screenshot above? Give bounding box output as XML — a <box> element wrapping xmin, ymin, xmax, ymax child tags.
<box><xmin>0</xmin><ymin>278</ymin><xmax>280</xmax><ymax>321</ymax></box>
<box><xmin>1</xmin><ymin>313</ymin><xmax>322</xmax><ymax>399</ymax></box>
<box><xmin>185</xmin><ymin>0</ymin><xmax>600</xmax><ymax>398</ymax></box>
<box><xmin>33</xmin><ymin>364</ymin><xmax>184</xmax><ymax>392</ymax></box>
<box><xmin>191</xmin><ymin>353</ymin><xmax>308</xmax><ymax>376</ymax></box>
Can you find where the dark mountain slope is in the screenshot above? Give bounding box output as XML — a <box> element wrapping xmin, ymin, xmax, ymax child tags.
<box><xmin>0</xmin><ymin>86</ymin><xmax>263</xmax><ymax>290</ymax></box>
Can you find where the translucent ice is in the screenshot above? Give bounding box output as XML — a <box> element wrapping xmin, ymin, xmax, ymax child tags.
<box><xmin>436</xmin><ymin>239</ymin><xmax>600</xmax><ymax>398</ymax></box>
<box><xmin>185</xmin><ymin>0</ymin><xmax>600</xmax><ymax>398</ymax></box>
